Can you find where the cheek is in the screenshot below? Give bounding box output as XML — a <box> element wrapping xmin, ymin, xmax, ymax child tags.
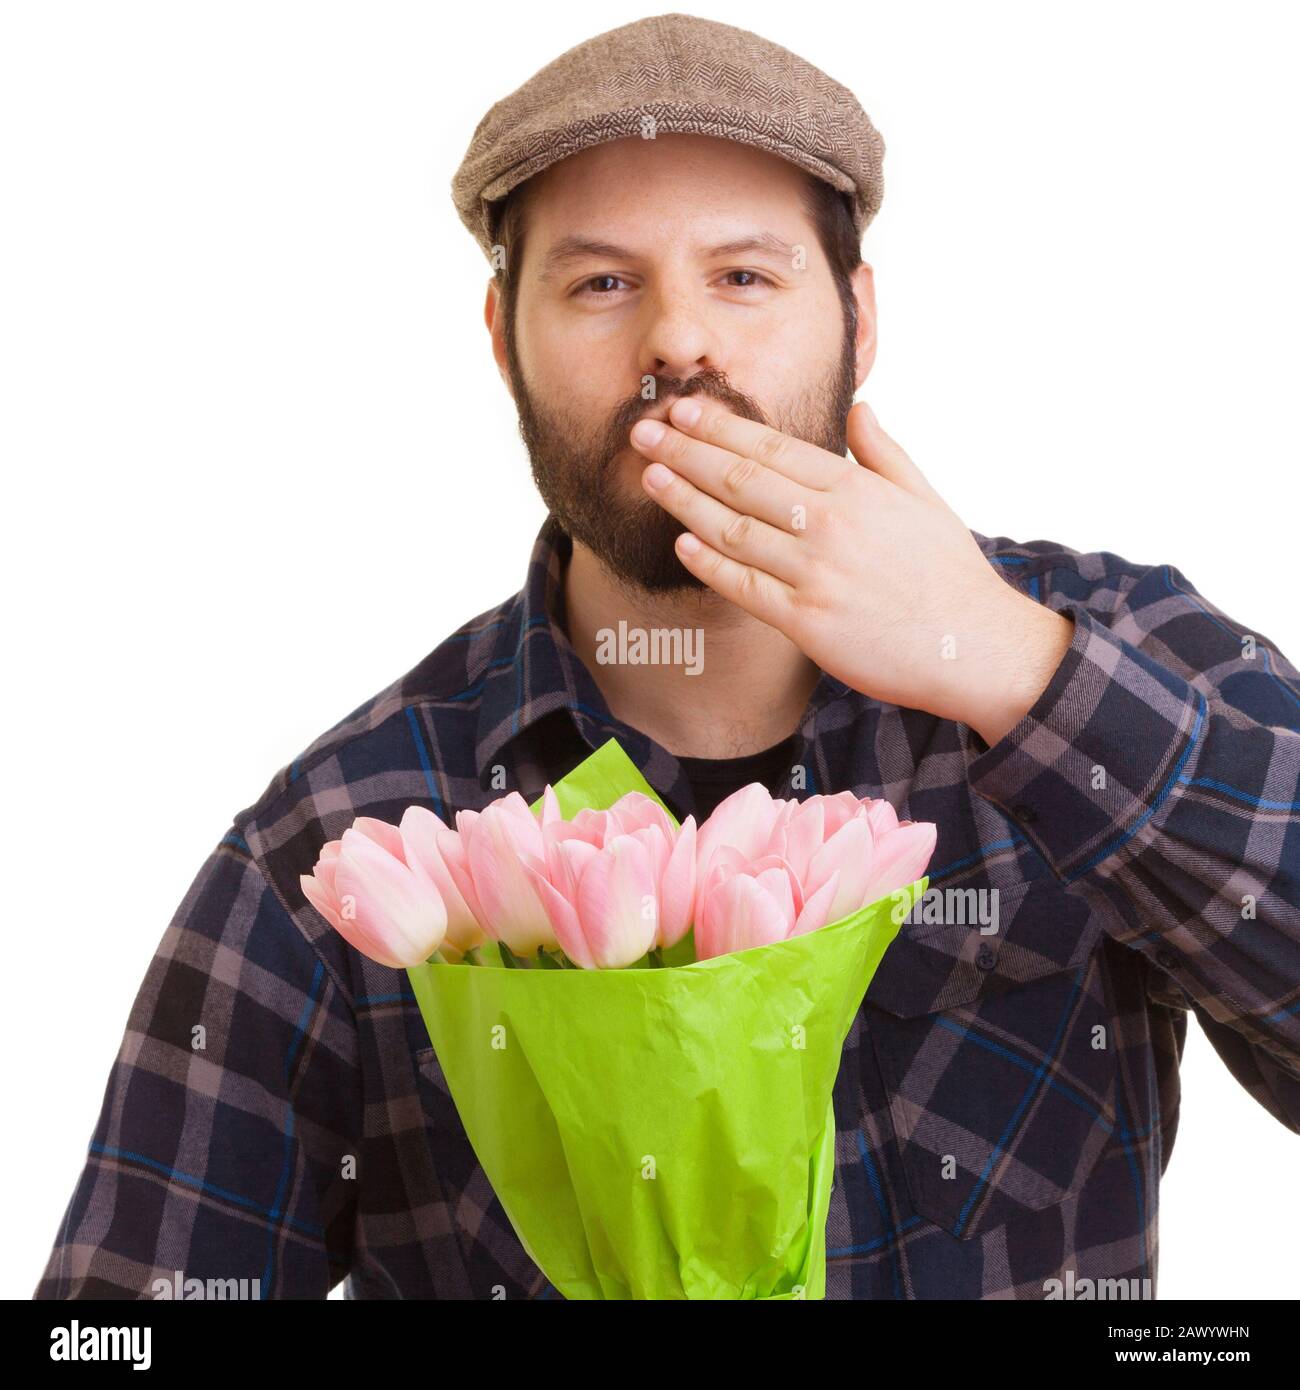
<box><xmin>721</xmin><ymin>298</ymin><xmax>838</xmax><ymax>377</ymax></box>
<box><xmin>526</xmin><ymin>322</ymin><xmax>648</xmax><ymax>431</ymax></box>
<box><xmin>518</xmin><ymin>301</ymin><xmax>632</xmax><ymax>390</ymax></box>
<box><xmin>775</xmin><ymin>296</ymin><xmax>844</xmax><ymax>363</ymax></box>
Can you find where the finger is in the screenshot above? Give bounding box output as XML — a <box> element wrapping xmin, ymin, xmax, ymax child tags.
<box><xmin>641</xmin><ymin>461</ymin><xmax>803</xmax><ymax>585</ymax></box>
<box><xmin>673</xmin><ymin>531</ymin><xmax>796</xmax><ymax>628</ymax></box>
<box><xmin>847</xmin><ymin>401</ymin><xmax>945</xmax><ymax>503</ymax></box>
<box><xmin>665</xmin><ymin>396</ymin><xmax>840</xmax><ymax>490</ymax></box>
<box><xmin>629</xmin><ymin>416</ymin><xmax>812</xmax><ymax>534</ymax></box>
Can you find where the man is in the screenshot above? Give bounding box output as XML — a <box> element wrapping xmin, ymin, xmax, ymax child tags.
<box><xmin>36</xmin><ymin>13</ymin><xmax>1299</xmax><ymax>1300</ymax></box>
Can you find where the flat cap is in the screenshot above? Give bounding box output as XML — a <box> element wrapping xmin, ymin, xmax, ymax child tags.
<box><xmin>450</xmin><ymin>12</ymin><xmax>885</xmax><ymax>264</ymax></box>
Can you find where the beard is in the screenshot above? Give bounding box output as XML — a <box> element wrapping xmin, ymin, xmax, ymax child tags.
<box><xmin>505</xmin><ymin>312</ymin><xmax>858</xmax><ymax>595</ymax></box>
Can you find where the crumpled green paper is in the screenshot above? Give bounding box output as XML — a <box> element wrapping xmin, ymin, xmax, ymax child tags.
<box><xmin>406</xmin><ymin>737</ymin><xmax>923</xmax><ymax>1300</ymax></box>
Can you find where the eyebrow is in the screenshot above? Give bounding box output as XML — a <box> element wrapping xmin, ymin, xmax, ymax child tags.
<box><xmin>537</xmin><ymin>232</ymin><xmax>800</xmax><ymax>280</ymax></box>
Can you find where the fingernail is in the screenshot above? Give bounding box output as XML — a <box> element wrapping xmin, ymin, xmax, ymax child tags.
<box><xmin>677</xmin><ymin>532</ymin><xmax>701</xmax><ymax>555</ymax></box>
<box><xmin>670</xmin><ymin>398</ymin><xmax>701</xmax><ymax>427</ymax></box>
<box><xmin>644</xmin><ymin>463</ymin><xmax>674</xmax><ymax>489</ymax></box>
<box><xmin>632</xmin><ymin>419</ymin><xmax>665</xmax><ymax>446</ymax></box>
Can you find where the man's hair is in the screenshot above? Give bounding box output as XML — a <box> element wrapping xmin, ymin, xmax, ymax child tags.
<box><xmin>490</xmin><ymin>168</ymin><xmax>862</xmax><ymax>345</ymax></box>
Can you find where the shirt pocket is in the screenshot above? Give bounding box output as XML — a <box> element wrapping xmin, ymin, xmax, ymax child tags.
<box><xmin>861</xmin><ymin>877</ymin><xmax>1120</xmax><ymax>1240</ymax></box>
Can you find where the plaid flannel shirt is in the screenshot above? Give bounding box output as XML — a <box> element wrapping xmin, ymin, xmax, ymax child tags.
<box><xmin>35</xmin><ymin>515</ymin><xmax>1300</xmax><ymax>1300</ymax></box>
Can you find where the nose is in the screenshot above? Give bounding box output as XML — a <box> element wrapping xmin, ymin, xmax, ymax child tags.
<box><xmin>638</xmin><ymin>277</ymin><xmax>721</xmax><ymax>388</ymax></box>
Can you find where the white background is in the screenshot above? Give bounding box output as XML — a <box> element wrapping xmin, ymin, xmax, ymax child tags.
<box><xmin>3</xmin><ymin>0</ymin><xmax>1296</xmax><ymax>1301</ymax></box>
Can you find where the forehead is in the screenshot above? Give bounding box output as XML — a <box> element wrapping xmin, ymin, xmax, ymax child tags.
<box><xmin>518</xmin><ymin>133</ymin><xmax>814</xmax><ymax>243</ymax></box>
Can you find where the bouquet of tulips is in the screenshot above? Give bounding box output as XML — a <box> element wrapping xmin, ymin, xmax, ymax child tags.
<box><xmin>301</xmin><ymin>738</ymin><xmax>935</xmax><ymax>1299</ymax></box>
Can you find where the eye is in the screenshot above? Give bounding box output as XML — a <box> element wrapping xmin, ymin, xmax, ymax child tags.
<box><xmin>574</xmin><ymin>274</ymin><xmax>631</xmax><ymax>297</ymax></box>
<box><xmin>720</xmin><ymin>269</ymin><xmax>773</xmax><ymax>289</ymax></box>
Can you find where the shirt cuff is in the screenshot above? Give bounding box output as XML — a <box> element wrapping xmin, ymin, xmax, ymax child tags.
<box><xmin>964</xmin><ymin>601</ymin><xmax>1207</xmax><ymax>881</ymax></box>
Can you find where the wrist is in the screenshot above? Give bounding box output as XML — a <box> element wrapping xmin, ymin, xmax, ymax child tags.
<box><xmin>965</xmin><ymin>596</ymin><xmax>1075</xmax><ymax>748</ymax></box>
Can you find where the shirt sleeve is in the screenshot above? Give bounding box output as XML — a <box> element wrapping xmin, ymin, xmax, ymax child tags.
<box><xmin>962</xmin><ymin>559</ymin><xmax>1300</xmax><ymax>1129</ymax></box>
<box><xmin>33</xmin><ymin>831</ymin><xmax>362</xmax><ymax>1299</ymax></box>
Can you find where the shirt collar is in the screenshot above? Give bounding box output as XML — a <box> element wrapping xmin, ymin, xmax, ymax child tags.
<box><xmin>473</xmin><ymin>516</ymin><xmax>859</xmax><ymax>783</ymax></box>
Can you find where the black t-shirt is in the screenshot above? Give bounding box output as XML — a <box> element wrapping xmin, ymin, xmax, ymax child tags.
<box><xmin>676</xmin><ymin>731</ymin><xmax>800</xmax><ymax>821</ymax></box>
<box><xmin>528</xmin><ymin>709</ymin><xmax>799</xmax><ymax>823</ymax></box>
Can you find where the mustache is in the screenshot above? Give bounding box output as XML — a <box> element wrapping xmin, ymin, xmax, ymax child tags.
<box><xmin>603</xmin><ymin>368</ymin><xmax>768</xmax><ymax>452</ymax></box>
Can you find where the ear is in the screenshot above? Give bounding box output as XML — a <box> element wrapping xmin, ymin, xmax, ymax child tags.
<box><xmin>484</xmin><ymin>279</ymin><xmax>515</xmax><ymax>400</ymax></box>
<box><xmin>850</xmin><ymin>262</ymin><xmax>878</xmax><ymax>391</ymax></box>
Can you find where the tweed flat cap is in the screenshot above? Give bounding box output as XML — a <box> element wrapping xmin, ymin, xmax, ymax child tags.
<box><xmin>450</xmin><ymin>12</ymin><xmax>885</xmax><ymax>264</ymax></box>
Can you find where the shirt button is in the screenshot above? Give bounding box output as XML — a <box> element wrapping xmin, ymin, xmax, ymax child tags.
<box><xmin>1011</xmin><ymin>804</ymin><xmax>1037</xmax><ymax>824</ymax></box>
<box><xmin>976</xmin><ymin>944</ymin><xmax>997</xmax><ymax>971</ymax></box>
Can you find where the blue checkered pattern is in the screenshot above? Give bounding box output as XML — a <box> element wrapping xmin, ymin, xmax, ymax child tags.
<box><xmin>35</xmin><ymin>517</ymin><xmax>1300</xmax><ymax>1299</ymax></box>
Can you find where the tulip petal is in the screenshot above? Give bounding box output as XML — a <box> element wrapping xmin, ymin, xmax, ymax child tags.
<box><xmin>862</xmin><ymin>822</ymin><xmax>939</xmax><ymax>906</ymax></box>
<box><xmin>608</xmin><ymin>792</ymin><xmax>675</xmax><ymax>840</ymax></box>
<box><xmin>698</xmin><ymin>843</ymin><xmax>745</xmax><ymax>901</ymax></box>
<box><xmin>312</xmin><ymin>841</ymin><xmax>342</xmax><ymax>897</ymax></box>
<box><xmin>539</xmin><ymin>784</ymin><xmax>563</xmax><ymax>831</ymax></box>
<box><xmin>792</xmin><ymin>870</ymin><xmax>842</xmax><ymax>936</ymax></box>
<box><xmin>436</xmin><ymin>825</ymin><xmax>489</xmax><ymax>934</ymax></box>
<box><xmin>807</xmin><ymin>818</ymin><xmax>875</xmax><ymax>923</ymax></box>
<box><xmin>574</xmin><ymin>834</ymin><xmax>658</xmax><ymax>968</ymax></box>
<box><xmin>865</xmin><ymin>798</ymin><xmax>900</xmax><ymax>838</ymax></box>
<box><xmin>400</xmin><ymin>806</ymin><xmax>486</xmax><ymax>954</ymax></box>
<box><xmin>753</xmin><ymin>865</ymin><xmax>797</xmax><ymax>926</ymax></box>
<box><xmin>352</xmin><ymin>815</ymin><xmax>407</xmax><ymax>862</ymax></box>
<box><xmin>657</xmin><ymin>815</ymin><xmax>697</xmax><ymax>948</ymax></box>
<box><xmin>696</xmin><ymin>873</ymin><xmax>792</xmax><ymax>960</ymax></box>
<box><xmin>333</xmin><ymin>828</ymin><xmax>447</xmax><ymax>967</ymax></box>
<box><xmin>743</xmin><ymin>854</ymin><xmax>805</xmax><ymax>916</ymax></box>
<box><xmin>547</xmin><ymin>817</ymin><xmax>602</xmax><ymax>852</ymax></box>
<box><xmin>695</xmin><ymin>783</ymin><xmax>782</xmax><ymax>880</ymax></box>
<box><xmin>467</xmin><ymin>804</ymin><xmax>557</xmax><ymax>955</ymax></box>
<box><xmin>524</xmin><ymin>861</ymin><xmax>592</xmax><ymax>968</ymax></box>
<box><xmin>819</xmin><ymin>791</ymin><xmax>863</xmax><ymax>837</ymax></box>
<box><xmin>300</xmin><ymin>872</ymin><xmax>343</xmax><ymax>931</ymax></box>
<box><xmin>772</xmin><ymin>799</ymin><xmax>823</xmax><ymax>882</ymax></box>
<box><xmin>496</xmin><ymin>791</ymin><xmax>546</xmax><ymax>858</ymax></box>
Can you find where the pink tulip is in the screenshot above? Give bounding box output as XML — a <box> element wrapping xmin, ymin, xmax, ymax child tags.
<box><xmin>398</xmin><ymin>805</ymin><xmax>487</xmax><ymax>962</ymax></box>
<box><xmin>527</xmin><ymin>809</ymin><xmax>697</xmax><ymax>967</ymax></box>
<box><xmin>860</xmin><ymin>820</ymin><xmax>938</xmax><ymax>910</ymax></box>
<box><xmin>300</xmin><ymin>781</ymin><xmax>934</xmax><ymax>972</ymax></box>
<box><xmin>791</xmin><ymin>818</ymin><xmax>876</xmax><ymax>934</ymax></box>
<box><xmin>527</xmin><ymin>831</ymin><xmax>660</xmax><ymax>969</ymax></box>
<box><xmin>694</xmin><ymin>783</ymin><xmax>786</xmax><ymax>881</ymax></box>
<box><xmin>641</xmin><ymin>814</ymin><xmax>697</xmax><ymax>949</ymax></box>
<box><xmin>546</xmin><ymin>798</ymin><xmax>696</xmax><ymax>951</ymax></box>
<box><xmin>602</xmin><ymin>791</ymin><xmax>680</xmax><ymax>840</ymax></box>
<box><xmin>435</xmin><ymin>786</ymin><xmax>695</xmax><ymax>965</ymax></box>
<box><xmin>442</xmin><ymin>790</ymin><xmax>562</xmax><ymax>957</ymax></box>
<box><xmin>300</xmin><ymin>816</ymin><xmax>447</xmax><ymax>969</ymax></box>
<box><xmin>545</xmin><ymin>791</ymin><xmax>677</xmax><ymax>851</ymax></box>
<box><xmin>695</xmin><ymin>853</ymin><xmax>804</xmax><ymax>959</ymax></box>
<box><xmin>786</xmin><ymin>803</ymin><xmax>935</xmax><ymax>933</ymax></box>
<box><xmin>690</xmin><ymin>784</ymin><xmax>937</xmax><ymax>953</ymax></box>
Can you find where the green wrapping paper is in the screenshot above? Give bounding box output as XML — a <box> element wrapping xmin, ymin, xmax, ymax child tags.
<box><xmin>406</xmin><ymin>737</ymin><xmax>924</xmax><ymax>1300</ymax></box>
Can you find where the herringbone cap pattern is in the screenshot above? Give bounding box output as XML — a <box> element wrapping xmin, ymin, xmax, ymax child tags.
<box><xmin>451</xmin><ymin>12</ymin><xmax>886</xmax><ymax>263</ymax></box>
